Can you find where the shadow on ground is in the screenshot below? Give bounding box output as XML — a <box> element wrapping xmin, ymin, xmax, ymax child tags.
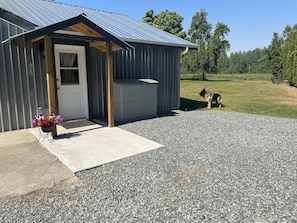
<box><xmin>180</xmin><ymin>97</ymin><xmax>225</xmax><ymax>111</ymax></box>
<box><xmin>180</xmin><ymin>97</ymin><xmax>207</xmax><ymax>111</ymax></box>
<box><xmin>116</xmin><ymin>110</ymin><xmax>179</xmax><ymax>126</ymax></box>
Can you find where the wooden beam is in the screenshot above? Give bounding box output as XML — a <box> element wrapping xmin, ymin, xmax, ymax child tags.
<box><xmin>89</xmin><ymin>41</ymin><xmax>106</xmax><ymax>51</ymax></box>
<box><xmin>106</xmin><ymin>41</ymin><xmax>114</xmax><ymax>127</ymax></box>
<box><xmin>71</xmin><ymin>23</ymin><xmax>104</xmax><ymax>38</ymax></box>
<box><xmin>44</xmin><ymin>35</ymin><xmax>57</xmax><ymax>137</ymax></box>
<box><xmin>89</xmin><ymin>41</ymin><xmax>122</xmax><ymax>52</ymax></box>
<box><xmin>49</xmin><ymin>33</ymin><xmax>108</xmax><ymax>42</ymax></box>
<box><xmin>31</xmin><ymin>35</ymin><xmax>45</xmax><ymax>44</ymax></box>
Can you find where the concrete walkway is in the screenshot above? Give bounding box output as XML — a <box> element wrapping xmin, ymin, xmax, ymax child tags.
<box><xmin>0</xmin><ymin>130</ymin><xmax>76</xmax><ymax>199</ymax></box>
<box><xmin>29</xmin><ymin>120</ymin><xmax>164</xmax><ymax>173</ymax></box>
<box><xmin>0</xmin><ymin>120</ymin><xmax>163</xmax><ymax>198</ymax></box>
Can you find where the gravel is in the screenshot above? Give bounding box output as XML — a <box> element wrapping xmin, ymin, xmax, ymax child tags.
<box><xmin>1</xmin><ymin>110</ymin><xmax>297</xmax><ymax>222</ymax></box>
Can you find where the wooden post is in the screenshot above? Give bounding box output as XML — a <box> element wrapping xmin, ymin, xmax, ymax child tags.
<box><xmin>44</xmin><ymin>35</ymin><xmax>57</xmax><ymax>137</ymax></box>
<box><xmin>106</xmin><ymin>41</ymin><xmax>114</xmax><ymax>127</ymax></box>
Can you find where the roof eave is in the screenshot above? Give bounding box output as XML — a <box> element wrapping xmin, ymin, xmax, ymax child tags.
<box><xmin>123</xmin><ymin>38</ymin><xmax>199</xmax><ymax>49</ymax></box>
<box><xmin>0</xmin><ymin>8</ymin><xmax>37</xmax><ymax>30</ymax></box>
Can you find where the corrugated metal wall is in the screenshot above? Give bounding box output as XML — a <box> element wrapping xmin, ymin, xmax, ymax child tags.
<box><xmin>88</xmin><ymin>47</ymin><xmax>107</xmax><ymax>119</ymax></box>
<box><xmin>113</xmin><ymin>43</ymin><xmax>181</xmax><ymax>111</ymax></box>
<box><xmin>0</xmin><ymin>18</ymin><xmax>47</xmax><ymax>132</ymax></box>
<box><xmin>88</xmin><ymin>43</ymin><xmax>181</xmax><ymax>121</ymax></box>
<box><xmin>1</xmin><ymin>19</ymin><xmax>181</xmax><ymax>132</ymax></box>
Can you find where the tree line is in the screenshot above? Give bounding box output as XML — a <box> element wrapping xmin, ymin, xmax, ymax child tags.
<box><xmin>142</xmin><ymin>9</ymin><xmax>297</xmax><ymax>86</ymax></box>
<box><xmin>266</xmin><ymin>25</ymin><xmax>297</xmax><ymax>86</ymax></box>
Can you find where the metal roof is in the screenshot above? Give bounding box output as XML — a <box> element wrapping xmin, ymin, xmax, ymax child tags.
<box><xmin>0</xmin><ymin>0</ymin><xmax>198</xmax><ymax>49</ymax></box>
<box><xmin>22</xmin><ymin>14</ymin><xmax>134</xmax><ymax>51</ymax></box>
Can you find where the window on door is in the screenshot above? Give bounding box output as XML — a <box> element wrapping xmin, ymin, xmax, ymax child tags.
<box><xmin>59</xmin><ymin>52</ymin><xmax>79</xmax><ymax>85</ymax></box>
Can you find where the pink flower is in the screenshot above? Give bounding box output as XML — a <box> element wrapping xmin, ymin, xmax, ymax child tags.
<box><xmin>32</xmin><ymin>113</ymin><xmax>63</xmax><ymax>128</ymax></box>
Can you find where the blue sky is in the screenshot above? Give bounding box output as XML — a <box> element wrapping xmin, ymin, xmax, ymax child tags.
<box><xmin>58</xmin><ymin>0</ymin><xmax>297</xmax><ymax>53</ymax></box>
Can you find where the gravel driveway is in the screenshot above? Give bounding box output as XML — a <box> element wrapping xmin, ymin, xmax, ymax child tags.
<box><xmin>1</xmin><ymin>111</ymin><xmax>297</xmax><ymax>222</ymax></box>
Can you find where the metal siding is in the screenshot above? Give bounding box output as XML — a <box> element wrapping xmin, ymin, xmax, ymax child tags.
<box><xmin>113</xmin><ymin>43</ymin><xmax>180</xmax><ymax>111</ymax></box>
<box><xmin>0</xmin><ymin>19</ymin><xmax>47</xmax><ymax>132</ymax></box>
<box><xmin>0</xmin><ymin>20</ymin><xmax>9</xmax><ymax>131</ymax></box>
<box><xmin>16</xmin><ymin>46</ymin><xmax>25</xmax><ymax>128</ymax></box>
<box><xmin>6</xmin><ymin>39</ymin><xmax>16</xmax><ymax>130</ymax></box>
<box><xmin>36</xmin><ymin>46</ymin><xmax>47</xmax><ymax>106</ymax></box>
<box><xmin>87</xmin><ymin>43</ymin><xmax>181</xmax><ymax>121</ymax></box>
<box><xmin>24</xmin><ymin>46</ymin><xmax>34</xmax><ymax>128</ymax></box>
<box><xmin>88</xmin><ymin>47</ymin><xmax>107</xmax><ymax>119</ymax></box>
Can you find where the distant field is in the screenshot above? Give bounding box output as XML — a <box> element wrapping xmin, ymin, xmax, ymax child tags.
<box><xmin>180</xmin><ymin>73</ymin><xmax>272</xmax><ymax>81</ymax></box>
<box><xmin>180</xmin><ymin>74</ymin><xmax>297</xmax><ymax>119</ymax></box>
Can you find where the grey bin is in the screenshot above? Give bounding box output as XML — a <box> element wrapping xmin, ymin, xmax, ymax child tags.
<box><xmin>113</xmin><ymin>79</ymin><xmax>158</xmax><ymax>122</ymax></box>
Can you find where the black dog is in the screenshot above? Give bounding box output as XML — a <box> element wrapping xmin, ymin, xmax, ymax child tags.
<box><xmin>199</xmin><ymin>88</ymin><xmax>222</xmax><ymax>109</ymax></box>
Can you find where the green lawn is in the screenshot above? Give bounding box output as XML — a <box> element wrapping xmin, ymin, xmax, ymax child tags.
<box><xmin>180</xmin><ymin>75</ymin><xmax>297</xmax><ymax>119</ymax></box>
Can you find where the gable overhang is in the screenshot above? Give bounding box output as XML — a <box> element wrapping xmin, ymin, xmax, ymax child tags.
<box><xmin>3</xmin><ymin>13</ymin><xmax>133</xmax><ymax>52</ymax></box>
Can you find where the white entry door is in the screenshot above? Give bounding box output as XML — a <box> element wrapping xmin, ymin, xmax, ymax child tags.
<box><xmin>54</xmin><ymin>45</ymin><xmax>89</xmax><ymax>120</ymax></box>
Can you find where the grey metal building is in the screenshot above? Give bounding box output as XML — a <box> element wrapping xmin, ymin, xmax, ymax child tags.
<box><xmin>0</xmin><ymin>0</ymin><xmax>197</xmax><ymax>132</ymax></box>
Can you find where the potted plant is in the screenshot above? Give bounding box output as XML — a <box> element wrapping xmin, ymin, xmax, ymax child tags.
<box><xmin>32</xmin><ymin>113</ymin><xmax>63</xmax><ymax>132</ymax></box>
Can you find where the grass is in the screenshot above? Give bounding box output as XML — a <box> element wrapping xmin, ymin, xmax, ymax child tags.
<box><xmin>181</xmin><ymin>73</ymin><xmax>272</xmax><ymax>81</ymax></box>
<box><xmin>180</xmin><ymin>74</ymin><xmax>297</xmax><ymax>119</ymax></box>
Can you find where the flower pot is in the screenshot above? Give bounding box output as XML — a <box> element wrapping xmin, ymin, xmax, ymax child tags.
<box><xmin>41</xmin><ymin>124</ymin><xmax>54</xmax><ymax>133</ymax></box>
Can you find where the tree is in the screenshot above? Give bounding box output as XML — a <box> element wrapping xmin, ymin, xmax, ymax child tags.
<box><xmin>266</xmin><ymin>32</ymin><xmax>283</xmax><ymax>82</ymax></box>
<box><xmin>282</xmin><ymin>25</ymin><xmax>297</xmax><ymax>86</ymax></box>
<box><xmin>142</xmin><ymin>9</ymin><xmax>235</xmax><ymax>76</ymax></box>
<box><xmin>221</xmin><ymin>49</ymin><xmax>270</xmax><ymax>74</ymax></box>
<box><xmin>188</xmin><ymin>9</ymin><xmax>212</xmax><ymax>80</ymax></box>
<box><xmin>282</xmin><ymin>25</ymin><xmax>292</xmax><ymax>41</ymax></box>
<box><xmin>142</xmin><ymin>9</ymin><xmax>186</xmax><ymax>38</ymax></box>
<box><xmin>142</xmin><ymin>9</ymin><xmax>155</xmax><ymax>26</ymax></box>
<box><xmin>210</xmin><ymin>22</ymin><xmax>230</xmax><ymax>73</ymax></box>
